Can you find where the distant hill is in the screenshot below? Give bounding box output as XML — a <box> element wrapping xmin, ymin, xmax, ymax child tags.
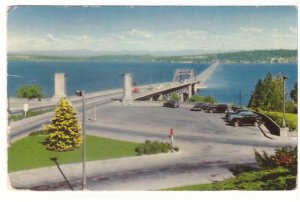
<box><xmin>8</xmin><ymin>49</ymin><xmax>297</xmax><ymax>63</ymax></box>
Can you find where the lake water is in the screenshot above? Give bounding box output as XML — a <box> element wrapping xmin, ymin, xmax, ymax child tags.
<box><xmin>7</xmin><ymin>61</ymin><xmax>297</xmax><ymax>106</ymax></box>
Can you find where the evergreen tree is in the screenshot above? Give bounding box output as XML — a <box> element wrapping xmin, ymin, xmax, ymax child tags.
<box><xmin>45</xmin><ymin>98</ymin><xmax>82</xmax><ymax>151</ymax></box>
<box><xmin>248</xmin><ymin>79</ymin><xmax>264</xmax><ymax>108</ymax></box>
<box><xmin>290</xmin><ymin>82</ymin><xmax>297</xmax><ymax>103</ymax></box>
<box><xmin>272</xmin><ymin>75</ymin><xmax>284</xmax><ymax>111</ymax></box>
<box><xmin>248</xmin><ymin>73</ymin><xmax>284</xmax><ymax>111</ymax></box>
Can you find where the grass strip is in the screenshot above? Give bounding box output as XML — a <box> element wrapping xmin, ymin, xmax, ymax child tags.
<box><xmin>8</xmin><ymin>135</ymin><xmax>139</xmax><ymax>172</ymax></box>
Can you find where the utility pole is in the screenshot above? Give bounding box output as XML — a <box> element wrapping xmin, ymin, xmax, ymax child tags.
<box><xmin>239</xmin><ymin>89</ymin><xmax>242</xmax><ymax>106</ymax></box>
<box><xmin>75</xmin><ymin>90</ymin><xmax>87</xmax><ymax>190</ymax></box>
<box><xmin>282</xmin><ymin>76</ymin><xmax>288</xmax><ymax>128</ymax></box>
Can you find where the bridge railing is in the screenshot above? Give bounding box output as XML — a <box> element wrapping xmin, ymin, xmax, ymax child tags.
<box><xmin>133</xmin><ymin>100</ymin><xmax>197</xmax><ymax>106</ymax></box>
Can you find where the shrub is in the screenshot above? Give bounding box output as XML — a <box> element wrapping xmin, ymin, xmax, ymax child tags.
<box><xmin>188</xmin><ymin>95</ymin><xmax>216</xmax><ymax>104</ymax></box>
<box><xmin>135</xmin><ymin>140</ymin><xmax>172</xmax><ymax>155</ymax></box>
<box><xmin>285</xmin><ymin>101</ymin><xmax>297</xmax><ymax>113</ymax></box>
<box><xmin>286</xmin><ymin>119</ymin><xmax>297</xmax><ymax>131</ymax></box>
<box><xmin>263</xmin><ymin>111</ymin><xmax>297</xmax><ymax>131</ymax></box>
<box><xmin>254</xmin><ymin>146</ymin><xmax>297</xmax><ymax>173</ymax></box>
<box><xmin>229</xmin><ymin>164</ymin><xmax>259</xmax><ymax>176</ymax></box>
<box><xmin>168</xmin><ymin>146</ymin><xmax>297</xmax><ymax>191</ymax></box>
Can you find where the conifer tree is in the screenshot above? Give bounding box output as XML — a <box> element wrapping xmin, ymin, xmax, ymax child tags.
<box><xmin>248</xmin><ymin>73</ymin><xmax>283</xmax><ymax>111</ymax></box>
<box><xmin>45</xmin><ymin>98</ymin><xmax>82</xmax><ymax>151</ymax></box>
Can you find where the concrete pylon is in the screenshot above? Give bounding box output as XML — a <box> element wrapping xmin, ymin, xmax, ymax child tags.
<box><xmin>122</xmin><ymin>73</ymin><xmax>133</xmax><ymax>105</ymax></box>
<box><xmin>53</xmin><ymin>73</ymin><xmax>67</xmax><ymax>101</ymax></box>
<box><xmin>188</xmin><ymin>84</ymin><xmax>193</xmax><ymax>98</ymax></box>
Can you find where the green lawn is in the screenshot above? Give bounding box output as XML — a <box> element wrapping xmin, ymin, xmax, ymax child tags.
<box><xmin>285</xmin><ymin>112</ymin><xmax>297</xmax><ymax>124</ymax></box>
<box><xmin>260</xmin><ymin>110</ymin><xmax>298</xmax><ymax>131</ymax></box>
<box><xmin>8</xmin><ymin>135</ymin><xmax>139</xmax><ymax>172</ymax></box>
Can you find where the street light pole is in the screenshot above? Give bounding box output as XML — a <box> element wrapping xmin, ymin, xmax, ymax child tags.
<box><xmin>282</xmin><ymin>76</ymin><xmax>288</xmax><ymax>128</ymax></box>
<box><xmin>75</xmin><ymin>90</ymin><xmax>87</xmax><ymax>190</ymax></box>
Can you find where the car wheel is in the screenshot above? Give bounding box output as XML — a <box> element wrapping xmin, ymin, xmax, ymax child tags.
<box><xmin>233</xmin><ymin>121</ymin><xmax>239</xmax><ymax>127</ymax></box>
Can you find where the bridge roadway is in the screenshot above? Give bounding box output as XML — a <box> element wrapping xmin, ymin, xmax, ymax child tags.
<box><xmin>8</xmin><ymin>62</ymin><xmax>219</xmax><ymax>142</ymax></box>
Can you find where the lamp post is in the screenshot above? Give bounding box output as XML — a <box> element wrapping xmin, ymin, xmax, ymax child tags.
<box><xmin>282</xmin><ymin>76</ymin><xmax>288</xmax><ymax>128</ymax></box>
<box><xmin>75</xmin><ymin>90</ymin><xmax>87</xmax><ymax>190</ymax></box>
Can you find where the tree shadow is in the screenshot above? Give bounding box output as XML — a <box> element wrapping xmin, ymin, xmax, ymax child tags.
<box><xmin>50</xmin><ymin>157</ymin><xmax>74</xmax><ymax>191</ymax></box>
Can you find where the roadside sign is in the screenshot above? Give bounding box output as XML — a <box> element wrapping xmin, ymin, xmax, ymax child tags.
<box><xmin>23</xmin><ymin>104</ymin><xmax>29</xmax><ymax>117</ymax></box>
<box><xmin>170</xmin><ymin>128</ymin><xmax>174</xmax><ymax>136</ymax></box>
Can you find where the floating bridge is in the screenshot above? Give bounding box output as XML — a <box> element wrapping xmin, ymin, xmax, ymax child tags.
<box><xmin>133</xmin><ymin>61</ymin><xmax>220</xmax><ymax>102</ymax></box>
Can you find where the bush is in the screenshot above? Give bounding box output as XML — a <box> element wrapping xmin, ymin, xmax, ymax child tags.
<box><xmin>285</xmin><ymin>101</ymin><xmax>297</xmax><ymax>113</ymax></box>
<box><xmin>188</xmin><ymin>95</ymin><xmax>216</xmax><ymax>104</ymax></box>
<box><xmin>229</xmin><ymin>164</ymin><xmax>259</xmax><ymax>176</ymax></box>
<box><xmin>254</xmin><ymin>146</ymin><xmax>297</xmax><ymax>173</ymax></box>
<box><xmin>167</xmin><ymin>146</ymin><xmax>297</xmax><ymax>191</ymax></box>
<box><xmin>263</xmin><ymin>111</ymin><xmax>297</xmax><ymax>131</ymax></box>
<box><xmin>135</xmin><ymin>140</ymin><xmax>172</xmax><ymax>155</ymax></box>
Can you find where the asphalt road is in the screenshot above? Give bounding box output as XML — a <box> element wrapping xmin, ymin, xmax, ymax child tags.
<box><xmin>9</xmin><ymin>102</ymin><xmax>297</xmax><ymax>191</ymax></box>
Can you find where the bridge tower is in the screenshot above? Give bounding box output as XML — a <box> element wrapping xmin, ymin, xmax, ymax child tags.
<box><xmin>173</xmin><ymin>69</ymin><xmax>196</xmax><ymax>100</ymax></box>
<box><xmin>53</xmin><ymin>73</ymin><xmax>67</xmax><ymax>101</ymax></box>
<box><xmin>122</xmin><ymin>73</ymin><xmax>133</xmax><ymax>105</ymax></box>
<box><xmin>173</xmin><ymin>69</ymin><xmax>196</xmax><ymax>83</ymax></box>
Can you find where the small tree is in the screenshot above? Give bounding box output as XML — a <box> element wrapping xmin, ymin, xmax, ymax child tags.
<box><xmin>16</xmin><ymin>85</ymin><xmax>44</xmax><ymax>99</ymax></box>
<box><xmin>45</xmin><ymin>98</ymin><xmax>82</xmax><ymax>152</ymax></box>
<box><xmin>248</xmin><ymin>73</ymin><xmax>283</xmax><ymax>111</ymax></box>
<box><xmin>170</xmin><ymin>93</ymin><xmax>180</xmax><ymax>101</ymax></box>
<box><xmin>203</xmin><ymin>96</ymin><xmax>216</xmax><ymax>104</ymax></box>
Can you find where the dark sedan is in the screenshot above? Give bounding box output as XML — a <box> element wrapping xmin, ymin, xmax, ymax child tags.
<box><xmin>190</xmin><ymin>103</ymin><xmax>211</xmax><ymax>111</ymax></box>
<box><xmin>163</xmin><ymin>100</ymin><xmax>180</xmax><ymax>108</ymax></box>
<box><xmin>207</xmin><ymin>104</ymin><xmax>232</xmax><ymax>113</ymax></box>
<box><xmin>229</xmin><ymin>112</ymin><xmax>263</xmax><ymax>127</ymax></box>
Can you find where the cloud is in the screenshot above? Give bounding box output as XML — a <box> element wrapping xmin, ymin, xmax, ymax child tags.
<box><xmin>239</xmin><ymin>27</ymin><xmax>263</xmax><ymax>33</ymax></box>
<box><xmin>289</xmin><ymin>26</ymin><xmax>297</xmax><ymax>34</ymax></box>
<box><xmin>124</xmin><ymin>29</ymin><xmax>153</xmax><ymax>39</ymax></box>
<box><xmin>8</xmin><ymin>26</ymin><xmax>297</xmax><ymax>52</ymax></box>
<box><xmin>109</xmin><ymin>29</ymin><xmax>154</xmax><ymax>42</ymax></box>
<box><xmin>64</xmin><ymin>35</ymin><xmax>92</xmax><ymax>41</ymax></box>
<box><xmin>46</xmin><ymin>33</ymin><xmax>56</xmax><ymax>42</ymax></box>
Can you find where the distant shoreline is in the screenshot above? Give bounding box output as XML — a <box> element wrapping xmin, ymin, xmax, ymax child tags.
<box><xmin>7</xmin><ymin>49</ymin><xmax>297</xmax><ymax>64</ymax></box>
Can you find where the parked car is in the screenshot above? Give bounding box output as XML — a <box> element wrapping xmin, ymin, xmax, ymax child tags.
<box><xmin>207</xmin><ymin>104</ymin><xmax>232</xmax><ymax>113</ymax></box>
<box><xmin>229</xmin><ymin>111</ymin><xmax>263</xmax><ymax>127</ymax></box>
<box><xmin>225</xmin><ymin>108</ymin><xmax>249</xmax><ymax>120</ymax></box>
<box><xmin>163</xmin><ymin>100</ymin><xmax>179</xmax><ymax>108</ymax></box>
<box><xmin>190</xmin><ymin>103</ymin><xmax>212</xmax><ymax>111</ymax></box>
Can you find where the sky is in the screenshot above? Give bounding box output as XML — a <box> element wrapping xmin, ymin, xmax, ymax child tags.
<box><xmin>7</xmin><ymin>6</ymin><xmax>298</xmax><ymax>53</ymax></box>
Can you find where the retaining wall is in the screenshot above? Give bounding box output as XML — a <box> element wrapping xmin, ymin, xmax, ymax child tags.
<box><xmin>254</xmin><ymin>111</ymin><xmax>280</xmax><ymax>136</ymax></box>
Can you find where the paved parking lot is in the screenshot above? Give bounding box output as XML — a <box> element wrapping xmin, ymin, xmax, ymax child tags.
<box><xmin>88</xmin><ymin>103</ymin><xmax>263</xmax><ymax>141</ymax></box>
